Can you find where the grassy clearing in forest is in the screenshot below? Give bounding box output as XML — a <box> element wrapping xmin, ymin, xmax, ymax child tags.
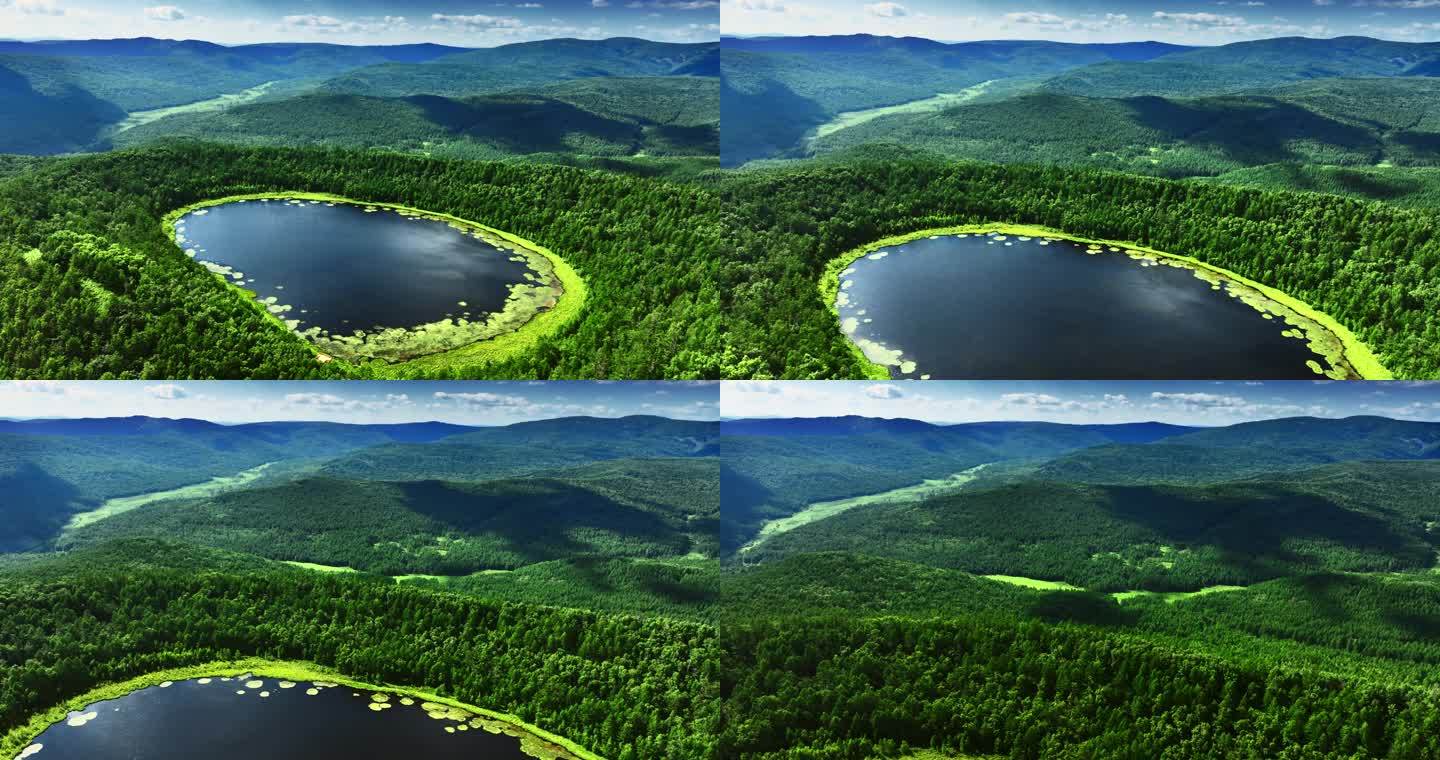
<box><xmin>741</xmin><ymin>466</ymin><xmax>989</xmax><ymax>555</ymax></box>
<box><xmin>62</xmin><ymin>463</ymin><xmax>275</xmax><ymax>534</ymax></box>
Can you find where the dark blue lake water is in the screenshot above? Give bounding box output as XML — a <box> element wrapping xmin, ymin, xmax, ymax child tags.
<box><xmin>175</xmin><ymin>200</ymin><xmax>535</xmax><ymax>337</ymax></box>
<box><xmin>22</xmin><ymin>677</ymin><xmax>548</xmax><ymax>759</ymax></box>
<box><xmin>836</xmin><ymin>233</ymin><xmax>1334</xmax><ymax>379</ymax></box>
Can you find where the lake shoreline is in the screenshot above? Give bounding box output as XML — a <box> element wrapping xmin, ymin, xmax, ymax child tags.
<box><xmin>820</xmin><ymin>223</ymin><xmax>1391</xmax><ymax>381</ymax></box>
<box><xmin>1</xmin><ymin>658</ymin><xmax>602</xmax><ymax>760</ymax></box>
<box><xmin>162</xmin><ymin>192</ymin><xmax>587</xmax><ymax>377</ymax></box>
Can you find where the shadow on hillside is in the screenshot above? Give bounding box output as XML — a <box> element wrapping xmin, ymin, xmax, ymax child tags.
<box><xmin>398</xmin><ymin>479</ymin><xmax>682</xmax><ymax>566</ymax></box>
<box><xmin>0</xmin><ymin>462</ymin><xmax>92</xmax><ymax>552</ymax></box>
<box><xmin>1123</xmin><ymin>95</ymin><xmax>1381</xmax><ymax>166</ymax></box>
<box><xmin>1100</xmin><ymin>483</ymin><xmax>1430</xmax><ymax>582</ymax></box>
<box><xmin>409</xmin><ymin>94</ymin><xmax>639</xmax><ymax>154</ymax></box>
<box><xmin>720</xmin><ymin>76</ymin><xmax>827</xmax><ymax>167</ymax></box>
<box><xmin>0</xmin><ymin>65</ymin><xmax>125</xmax><ymax>154</ymax></box>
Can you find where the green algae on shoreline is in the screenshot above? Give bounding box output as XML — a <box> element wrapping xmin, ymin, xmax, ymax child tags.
<box><xmin>821</xmin><ymin>223</ymin><xmax>1391</xmax><ymax>381</ymax></box>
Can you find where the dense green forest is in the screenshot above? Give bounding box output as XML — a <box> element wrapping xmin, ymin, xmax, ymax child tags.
<box><xmin>0</xmin><ymin>144</ymin><xmax>722</xmax><ymax>379</ymax></box>
<box><xmin>716</xmin><ymin>157</ymin><xmax>1440</xmax><ymax>379</ymax></box>
<box><xmin>0</xmin><ymin>558</ymin><xmax>719</xmax><ymax>759</ymax></box>
<box><xmin>722</xmin><ymin>612</ymin><xmax>1440</xmax><ymax>759</ymax></box>
<box><xmin>721</xmin><ymin>414</ymin><xmax>1440</xmax><ymax>758</ymax></box>
<box><xmin>0</xmin><ymin>412</ymin><xmax>720</xmax><ymax>757</ymax></box>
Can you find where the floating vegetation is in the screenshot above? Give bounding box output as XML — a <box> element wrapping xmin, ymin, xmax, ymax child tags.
<box><xmin>305</xmin><ymin>688</ymin><xmax>319</xmax><ymax>696</ymax></box>
<box><xmin>279</xmin><ymin>681</ymin><xmax>296</xmax><ymax>689</ymax></box>
<box><xmin>245</xmin><ymin>680</ymin><xmax>263</xmax><ymax>689</ymax></box>
<box><xmin>260</xmin><ymin>691</ymin><xmax>270</xmax><ymax>698</ymax></box>
<box><xmin>159</xmin><ymin>681</ymin><xmax>173</xmax><ymax>688</ymax></box>
<box><xmin>64</xmin><ymin>711</ymin><xmax>98</xmax><ymax>728</ymax></box>
<box><xmin>18</xmin><ymin>744</ymin><xmax>42</xmax><ymax>758</ymax></box>
<box><xmin>198</xmin><ymin>678</ymin><xmax>212</xmax><ymax>685</ymax></box>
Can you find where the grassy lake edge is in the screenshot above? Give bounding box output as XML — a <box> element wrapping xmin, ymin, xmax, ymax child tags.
<box><xmin>819</xmin><ymin>223</ymin><xmax>1392</xmax><ymax>381</ymax></box>
<box><xmin>0</xmin><ymin>658</ymin><xmax>603</xmax><ymax>760</ymax></box>
<box><xmin>162</xmin><ymin>192</ymin><xmax>588</xmax><ymax>377</ymax></box>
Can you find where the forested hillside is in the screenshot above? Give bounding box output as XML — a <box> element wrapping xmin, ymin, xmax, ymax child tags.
<box><xmin>0</xmin><ymin>417</ymin><xmax>466</xmax><ymax>551</ymax></box>
<box><xmin>0</xmin><ymin>144</ymin><xmax>722</xmax><ymax>379</ymax></box>
<box><xmin>0</xmin><ymin>564</ymin><xmax>719</xmax><ymax>759</ymax></box>
<box><xmin>109</xmin><ymin>77</ymin><xmax>719</xmax><ymax>159</ymax></box>
<box><xmin>810</xmin><ymin>79</ymin><xmax>1440</xmax><ymax>180</ymax></box>
<box><xmin>720</xmin><ymin>35</ymin><xmax>1186</xmax><ymax>165</ymax></box>
<box><xmin>62</xmin><ymin>460</ymin><xmax>718</xmax><ymax>575</ymax></box>
<box><xmin>718</xmin><ymin>158</ymin><xmax>1440</xmax><ymax>379</ymax></box>
<box><xmin>721</xmin><ymin>414</ymin><xmax>1440</xmax><ymax>758</ymax></box>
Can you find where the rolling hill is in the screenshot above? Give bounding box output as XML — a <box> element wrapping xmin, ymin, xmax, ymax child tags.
<box><xmin>60</xmin><ymin>457</ymin><xmax>718</xmax><ymax>575</ymax></box>
<box><xmin>810</xmin><ymin>77</ymin><xmax>1440</xmax><ymax>180</ymax></box>
<box><xmin>0</xmin><ymin>416</ymin><xmax>471</xmax><ymax>551</ymax></box>
<box><xmin>0</xmin><ymin>36</ymin><xmax>718</xmax><ymax>157</ymax></box>
<box><xmin>1043</xmin><ymin>36</ymin><xmax>1440</xmax><ymax>98</ymax></box>
<box><xmin>109</xmin><ymin>77</ymin><xmax>719</xmax><ymax>158</ymax></box>
<box><xmin>316</xmin><ymin>37</ymin><xmax>716</xmax><ymax>99</ymax></box>
<box><xmin>721</xmin><ymin>417</ymin><xmax>1193</xmax><ymax>553</ymax></box>
<box><xmin>719</xmin><ymin>412</ymin><xmax>1440</xmax><ymax>759</ymax></box>
<box><xmin>720</xmin><ymin>35</ymin><xmax>1188</xmax><ymax>165</ymax></box>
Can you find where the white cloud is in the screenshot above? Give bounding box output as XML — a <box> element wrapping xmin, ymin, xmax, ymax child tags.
<box><xmin>144</xmin><ymin>5</ymin><xmax>184</xmax><ymax>21</ymax></box>
<box><xmin>626</xmin><ymin>0</ymin><xmax>719</xmax><ymax>8</ymax></box>
<box><xmin>1313</xmin><ymin>0</ymin><xmax>1335</xmax><ymax>5</ymax></box>
<box><xmin>285</xmin><ymin>392</ymin><xmax>353</xmax><ymax>408</ymax></box>
<box><xmin>865</xmin><ymin>384</ymin><xmax>905</xmax><ymax>400</ymax></box>
<box><xmin>432</xmin><ymin>391</ymin><xmax>534</xmax><ymax>409</ymax></box>
<box><xmin>864</xmin><ymin>2</ymin><xmax>908</xmax><ymax>18</ymax></box>
<box><xmin>431</xmin><ymin>12</ymin><xmax>524</xmax><ymax>29</ymax></box>
<box><xmin>1003</xmin><ymin>11</ymin><xmax>1130</xmax><ymax>31</ymax></box>
<box><xmin>592</xmin><ymin>0</ymin><xmax>610</xmax><ymax>6</ymax></box>
<box><xmin>14</xmin><ymin>0</ymin><xmax>64</xmax><ymax>15</ymax></box>
<box><xmin>515</xmin><ymin>2</ymin><xmax>544</xmax><ymax>6</ymax></box>
<box><xmin>145</xmin><ymin>384</ymin><xmax>188</xmax><ymax>400</ymax></box>
<box><xmin>1001</xmin><ymin>392</ymin><xmax>1065</xmax><ymax>407</ymax></box>
<box><xmin>733</xmin><ymin>0</ymin><xmax>786</xmax><ymax>10</ymax></box>
<box><xmin>1149</xmin><ymin>391</ymin><xmax>1249</xmax><ymax>408</ymax></box>
<box><xmin>7</xmin><ymin>381</ymin><xmax>87</xmax><ymax>396</ymax></box>
<box><xmin>1151</xmin><ymin>11</ymin><xmax>1246</xmax><ymax>27</ymax></box>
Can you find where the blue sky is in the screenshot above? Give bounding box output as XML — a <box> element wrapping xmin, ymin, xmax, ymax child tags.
<box><xmin>0</xmin><ymin>0</ymin><xmax>718</xmax><ymax>45</ymax></box>
<box><xmin>723</xmin><ymin>381</ymin><xmax>1440</xmax><ymax>425</ymax></box>
<box><xmin>723</xmin><ymin>0</ymin><xmax>1440</xmax><ymax>43</ymax></box>
<box><xmin>0</xmin><ymin>381</ymin><xmax>718</xmax><ymax>424</ymax></box>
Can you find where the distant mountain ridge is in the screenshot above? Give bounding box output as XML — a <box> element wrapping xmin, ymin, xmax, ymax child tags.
<box><xmin>0</xmin><ymin>36</ymin><xmax>719</xmax><ymax>155</ymax></box>
<box><xmin>721</xmin><ymin>33</ymin><xmax>1440</xmax><ymax>166</ymax></box>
